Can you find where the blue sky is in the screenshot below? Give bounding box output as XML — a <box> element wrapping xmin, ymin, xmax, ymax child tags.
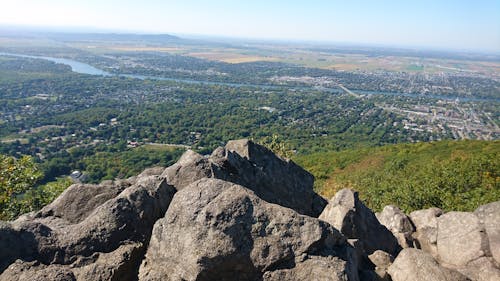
<box><xmin>1</xmin><ymin>0</ymin><xmax>499</xmax><ymax>51</ymax></box>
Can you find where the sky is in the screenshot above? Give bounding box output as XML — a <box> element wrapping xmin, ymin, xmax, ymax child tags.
<box><xmin>0</xmin><ymin>0</ymin><xmax>499</xmax><ymax>51</ymax></box>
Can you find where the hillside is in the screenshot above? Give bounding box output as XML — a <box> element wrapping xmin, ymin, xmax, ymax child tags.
<box><xmin>295</xmin><ymin>140</ymin><xmax>500</xmax><ymax>213</ymax></box>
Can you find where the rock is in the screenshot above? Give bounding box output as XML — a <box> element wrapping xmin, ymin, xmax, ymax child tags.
<box><xmin>71</xmin><ymin>242</ymin><xmax>144</xmax><ymax>281</ymax></box>
<box><xmin>376</xmin><ymin>205</ymin><xmax>415</xmax><ymax>248</ymax></box>
<box><xmin>437</xmin><ymin>212</ymin><xmax>489</xmax><ymax>267</ymax></box>
<box><xmin>161</xmin><ymin>149</ymin><xmax>213</xmax><ymax>190</ymax></box>
<box><xmin>36</xmin><ymin>181</ymin><xmax>129</xmax><ymax>224</ymax></box>
<box><xmin>474</xmin><ymin>201</ymin><xmax>500</xmax><ymax>265</ymax></box>
<box><xmin>223</xmin><ymin>139</ymin><xmax>327</xmax><ymax>217</ymax></box>
<box><xmin>137</xmin><ymin>166</ymin><xmax>166</xmax><ymax>177</ymax></box>
<box><xmin>368</xmin><ymin>250</ymin><xmax>393</xmax><ymax>281</ymax></box>
<box><xmin>0</xmin><ymin>175</ymin><xmax>176</xmax><ymax>281</ymax></box>
<box><xmin>412</xmin><ymin>227</ymin><xmax>440</xmax><ymax>259</ymax></box>
<box><xmin>387</xmin><ymin>248</ymin><xmax>469</xmax><ymax>281</ymax></box>
<box><xmin>0</xmin><ymin>260</ymin><xmax>76</xmax><ymax>281</ymax></box>
<box><xmin>368</xmin><ymin>250</ymin><xmax>393</xmax><ymax>269</ymax></box>
<box><xmin>456</xmin><ymin>257</ymin><xmax>500</xmax><ymax>281</ymax></box>
<box><xmin>319</xmin><ymin>189</ymin><xmax>400</xmax><ymax>256</ymax></box>
<box><xmin>0</xmin><ymin>221</ymin><xmax>38</xmax><ymax>273</ymax></box>
<box><xmin>162</xmin><ymin>139</ymin><xmax>327</xmax><ymax>217</ymax></box>
<box><xmin>409</xmin><ymin>207</ymin><xmax>443</xmax><ymax>259</ymax></box>
<box><xmin>263</xmin><ymin>256</ymin><xmax>354</xmax><ymax>281</ymax></box>
<box><xmin>410</xmin><ymin>207</ymin><xmax>443</xmax><ymax>230</ymax></box>
<box><xmin>0</xmin><ymin>219</ymin><xmax>60</xmax><ymax>271</ymax></box>
<box><xmin>139</xmin><ymin>178</ymin><xmax>357</xmax><ymax>281</ymax></box>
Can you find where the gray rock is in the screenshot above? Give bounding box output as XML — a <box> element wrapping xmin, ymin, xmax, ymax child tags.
<box><xmin>0</xmin><ymin>175</ymin><xmax>176</xmax><ymax>281</ymax></box>
<box><xmin>161</xmin><ymin>149</ymin><xmax>213</xmax><ymax>190</ymax></box>
<box><xmin>162</xmin><ymin>139</ymin><xmax>327</xmax><ymax>217</ymax></box>
<box><xmin>410</xmin><ymin>207</ymin><xmax>443</xmax><ymax>230</ymax></box>
<box><xmin>409</xmin><ymin>207</ymin><xmax>443</xmax><ymax>259</ymax></box>
<box><xmin>388</xmin><ymin>248</ymin><xmax>469</xmax><ymax>281</ymax></box>
<box><xmin>0</xmin><ymin>221</ymin><xmax>38</xmax><ymax>273</ymax></box>
<box><xmin>138</xmin><ymin>166</ymin><xmax>166</xmax><ymax>177</ymax></box>
<box><xmin>263</xmin><ymin>256</ymin><xmax>354</xmax><ymax>281</ymax></box>
<box><xmin>456</xmin><ymin>257</ymin><xmax>500</xmax><ymax>281</ymax></box>
<box><xmin>319</xmin><ymin>189</ymin><xmax>400</xmax><ymax>256</ymax></box>
<box><xmin>0</xmin><ymin>260</ymin><xmax>76</xmax><ymax>281</ymax></box>
<box><xmin>71</xmin><ymin>242</ymin><xmax>144</xmax><ymax>281</ymax></box>
<box><xmin>437</xmin><ymin>212</ymin><xmax>489</xmax><ymax>267</ymax></box>
<box><xmin>139</xmin><ymin>178</ymin><xmax>357</xmax><ymax>281</ymax></box>
<box><xmin>475</xmin><ymin>201</ymin><xmax>500</xmax><ymax>265</ymax></box>
<box><xmin>36</xmin><ymin>181</ymin><xmax>128</xmax><ymax>224</ymax></box>
<box><xmin>376</xmin><ymin>205</ymin><xmax>415</xmax><ymax>248</ymax></box>
<box><xmin>412</xmin><ymin>226</ymin><xmax>440</xmax><ymax>259</ymax></box>
<box><xmin>368</xmin><ymin>250</ymin><xmax>393</xmax><ymax>281</ymax></box>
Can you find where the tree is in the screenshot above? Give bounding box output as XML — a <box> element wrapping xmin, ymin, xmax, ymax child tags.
<box><xmin>0</xmin><ymin>154</ymin><xmax>43</xmax><ymax>219</ymax></box>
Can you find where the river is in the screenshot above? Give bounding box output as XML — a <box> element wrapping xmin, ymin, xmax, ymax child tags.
<box><xmin>1</xmin><ymin>52</ymin><xmax>497</xmax><ymax>103</ymax></box>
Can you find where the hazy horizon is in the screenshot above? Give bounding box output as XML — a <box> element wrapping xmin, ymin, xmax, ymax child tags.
<box><xmin>1</xmin><ymin>0</ymin><xmax>499</xmax><ymax>52</ymax></box>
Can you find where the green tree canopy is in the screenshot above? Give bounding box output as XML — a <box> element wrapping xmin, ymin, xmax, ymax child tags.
<box><xmin>0</xmin><ymin>154</ymin><xmax>43</xmax><ymax>219</ymax></box>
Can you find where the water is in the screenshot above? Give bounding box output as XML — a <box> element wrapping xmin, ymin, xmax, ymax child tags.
<box><xmin>0</xmin><ymin>52</ymin><xmax>111</xmax><ymax>76</ymax></box>
<box><xmin>1</xmin><ymin>52</ymin><xmax>497</xmax><ymax>103</ymax></box>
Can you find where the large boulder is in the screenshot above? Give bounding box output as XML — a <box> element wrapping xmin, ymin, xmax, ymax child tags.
<box><xmin>139</xmin><ymin>178</ymin><xmax>358</xmax><ymax>281</ymax></box>
<box><xmin>0</xmin><ymin>175</ymin><xmax>176</xmax><ymax>281</ymax></box>
<box><xmin>162</xmin><ymin>139</ymin><xmax>327</xmax><ymax>217</ymax></box>
<box><xmin>409</xmin><ymin>207</ymin><xmax>443</xmax><ymax>259</ymax></box>
<box><xmin>437</xmin><ymin>212</ymin><xmax>489</xmax><ymax>267</ymax></box>
<box><xmin>319</xmin><ymin>189</ymin><xmax>400</xmax><ymax>257</ymax></box>
<box><xmin>388</xmin><ymin>248</ymin><xmax>469</xmax><ymax>281</ymax></box>
<box><xmin>376</xmin><ymin>205</ymin><xmax>415</xmax><ymax>248</ymax></box>
<box><xmin>427</xmin><ymin>202</ymin><xmax>500</xmax><ymax>281</ymax></box>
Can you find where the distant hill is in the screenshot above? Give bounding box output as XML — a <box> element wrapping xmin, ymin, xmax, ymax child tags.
<box><xmin>0</xmin><ymin>27</ymin><xmax>182</xmax><ymax>43</ymax></box>
<box><xmin>47</xmin><ymin>32</ymin><xmax>181</xmax><ymax>43</ymax></box>
<box><xmin>294</xmin><ymin>140</ymin><xmax>499</xmax><ymax>213</ymax></box>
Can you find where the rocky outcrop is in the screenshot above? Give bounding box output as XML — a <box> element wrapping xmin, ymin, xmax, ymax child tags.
<box><xmin>0</xmin><ymin>175</ymin><xmax>176</xmax><ymax>280</ymax></box>
<box><xmin>0</xmin><ymin>139</ymin><xmax>499</xmax><ymax>281</ymax></box>
<box><xmin>139</xmin><ymin>178</ymin><xmax>358</xmax><ymax>280</ymax></box>
<box><xmin>162</xmin><ymin>139</ymin><xmax>327</xmax><ymax>217</ymax></box>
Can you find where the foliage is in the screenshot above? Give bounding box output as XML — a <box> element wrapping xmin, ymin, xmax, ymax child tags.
<box><xmin>13</xmin><ymin>177</ymin><xmax>72</xmax><ymax>218</ymax></box>
<box><xmin>258</xmin><ymin>134</ymin><xmax>294</xmax><ymax>159</ymax></box>
<box><xmin>0</xmin><ymin>154</ymin><xmax>43</xmax><ymax>219</ymax></box>
<box><xmin>80</xmin><ymin>146</ymin><xmax>184</xmax><ymax>183</ymax></box>
<box><xmin>295</xmin><ymin>140</ymin><xmax>500</xmax><ymax>213</ymax></box>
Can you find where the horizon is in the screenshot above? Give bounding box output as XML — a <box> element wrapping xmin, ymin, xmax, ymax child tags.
<box><xmin>2</xmin><ymin>24</ymin><xmax>499</xmax><ymax>56</ymax></box>
<box><xmin>1</xmin><ymin>0</ymin><xmax>499</xmax><ymax>53</ymax></box>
